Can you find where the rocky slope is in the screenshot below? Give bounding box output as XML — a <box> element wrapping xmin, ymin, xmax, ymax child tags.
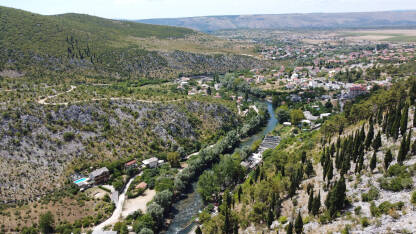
<box><xmin>0</xmin><ymin>100</ymin><xmax>238</xmax><ymax>202</ymax></box>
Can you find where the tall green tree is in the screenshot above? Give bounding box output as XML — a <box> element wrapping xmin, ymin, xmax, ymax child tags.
<box><xmin>294</xmin><ymin>212</ymin><xmax>303</xmax><ymax>234</ymax></box>
<box><xmin>325</xmin><ymin>177</ymin><xmax>346</xmax><ymax>218</ymax></box>
<box><xmin>326</xmin><ymin>160</ymin><xmax>334</xmax><ymax>183</ymax></box>
<box><xmin>365</xmin><ymin>121</ymin><xmax>374</xmax><ymax>150</ymax></box>
<box><xmin>370</xmin><ymin>151</ymin><xmax>377</xmax><ymax>172</ymax></box>
<box><xmin>308</xmin><ymin>191</ymin><xmax>314</xmax><ymax>213</ymax></box>
<box><xmin>301</xmin><ymin>151</ymin><xmax>307</xmax><ymax>164</ymax></box>
<box><xmin>312</xmin><ymin>191</ymin><xmax>321</xmax><ymax>216</ymax></box>
<box><xmin>400</xmin><ymin>105</ymin><xmax>409</xmax><ymax>136</ymax></box>
<box><xmin>287</xmin><ymin>221</ymin><xmax>293</xmax><ymax>234</ymax></box>
<box><xmin>372</xmin><ymin>131</ymin><xmax>382</xmax><ymax>152</ymax></box>
<box><xmin>39</xmin><ymin>211</ymin><xmax>55</xmax><ymax>234</ymax></box>
<box><xmin>413</xmin><ymin>109</ymin><xmax>416</xmax><ymax>128</ymax></box>
<box><xmin>384</xmin><ymin>149</ymin><xmax>393</xmax><ymax>170</ymax></box>
<box><xmin>412</xmin><ymin>140</ymin><xmax>416</xmax><ymax>155</ymax></box>
<box><xmin>398</xmin><ymin>132</ymin><xmax>407</xmax><ymax>165</ymax></box>
<box><xmin>267</xmin><ymin>208</ymin><xmax>274</xmax><ymax>227</ymax></box>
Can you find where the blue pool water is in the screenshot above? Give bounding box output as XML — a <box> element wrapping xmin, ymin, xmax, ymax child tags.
<box><xmin>74</xmin><ymin>178</ymin><xmax>87</xmax><ymax>184</ymax></box>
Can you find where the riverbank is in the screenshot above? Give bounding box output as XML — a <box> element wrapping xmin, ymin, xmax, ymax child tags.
<box><xmin>165</xmin><ymin>101</ymin><xmax>277</xmax><ymax>234</ymax></box>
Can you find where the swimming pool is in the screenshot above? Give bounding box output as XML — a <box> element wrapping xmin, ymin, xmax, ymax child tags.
<box><xmin>74</xmin><ymin>177</ymin><xmax>88</xmax><ymax>184</ymax></box>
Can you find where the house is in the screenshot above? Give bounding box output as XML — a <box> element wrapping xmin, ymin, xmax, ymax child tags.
<box><xmin>142</xmin><ymin>157</ymin><xmax>159</xmax><ymax>168</ymax></box>
<box><xmin>283</xmin><ymin>122</ymin><xmax>292</xmax><ymax>126</ymax></box>
<box><xmin>89</xmin><ymin>167</ymin><xmax>110</xmax><ymax>185</ymax></box>
<box><xmin>348</xmin><ymin>85</ymin><xmax>367</xmax><ymax>98</ymax></box>
<box><xmin>73</xmin><ymin>177</ymin><xmax>90</xmax><ymax>189</ymax></box>
<box><xmin>125</xmin><ymin>159</ymin><xmax>138</xmax><ymax>170</ymax></box>
<box><xmin>320</xmin><ymin>113</ymin><xmax>331</xmax><ymax>119</ymax></box>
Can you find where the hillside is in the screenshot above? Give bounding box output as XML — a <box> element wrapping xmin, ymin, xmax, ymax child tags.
<box><xmin>0</xmin><ymin>6</ymin><xmax>263</xmax><ymax>79</ymax></box>
<box><xmin>137</xmin><ymin>10</ymin><xmax>416</xmax><ymax>32</ymax></box>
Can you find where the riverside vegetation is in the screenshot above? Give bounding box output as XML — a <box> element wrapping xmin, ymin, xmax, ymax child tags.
<box><xmin>194</xmin><ymin>75</ymin><xmax>416</xmax><ymax>233</ymax></box>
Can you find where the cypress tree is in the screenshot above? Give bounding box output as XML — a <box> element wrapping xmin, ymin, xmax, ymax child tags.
<box><xmin>377</xmin><ymin>108</ymin><xmax>383</xmax><ymax>125</ymax></box>
<box><xmin>301</xmin><ymin>151</ymin><xmax>307</xmax><ymax>164</ymax></box>
<box><xmin>400</xmin><ymin>105</ymin><xmax>409</xmax><ymax>136</ymax></box>
<box><xmin>413</xmin><ymin>109</ymin><xmax>416</xmax><ymax>128</ymax></box>
<box><xmin>330</xmin><ymin>144</ymin><xmax>336</xmax><ymax>157</ymax></box>
<box><xmin>406</xmin><ymin>130</ymin><xmax>412</xmax><ymax>155</ymax></box>
<box><xmin>306</xmin><ymin>160</ymin><xmax>314</xmax><ymax>178</ymax></box>
<box><xmin>335</xmin><ymin>150</ymin><xmax>342</xmax><ymax>170</ymax></box>
<box><xmin>312</xmin><ymin>191</ymin><xmax>321</xmax><ymax>216</ymax></box>
<box><xmin>287</xmin><ymin>221</ymin><xmax>293</xmax><ymax>234</ymax></box>
<box><xmin>327</xmin><ymin>160</ymin><xmax>334</xmax><ymax>184</ymax></box>
<box><xmin>392</xmin><ymin>106</ymin><xmax>401</xmax><ymax>140</ymax></box>
<box><xmin>412</xmin><ymin>140</ymin><xmax>416</xmax><ymax>155</ymax></box>
<box><xmin>365</xmin><ymin>121</ymin><xmax>374</xmax><ymax>150</ymax></box>
<box><xmin>326</xmin><ymin>177</ymin><xmax>346</xmax><ymax>218</ymax></box>
<box><xmin>360</xmin><ymin>124</ymin><xmax>366</xmax><ymax>143</ymax></box>
<box><xmin>398</xmin><ymin>133</ymin><xmax>407</xmax><ymax>165</ymax></box>
<box><xmin>384</xmin><ymin>149</ymin><xmax>393</xmax><ymax>170</ymax></box>
<box><xmin>410</xmin><ymin>81</ymin><xmax>416</xmax><ymax>105</ymax></box>
<box><xmin>270</xmin><ymin>193</ymin><xmax>276</xmax><ymax>212</ymax></box>
<box><xmin>289</xmin><ymin>174</ymin><xmax>297</xmax><ymax>198</ymax></box>
<box><xmin>233</xmin><ymin>222</ymin><xmax>238</xmax><ymax>234</ymax></box>
<box><xmin>238</xmin><ymin>186</ymin><xmax>242</xmax><ymax>203</ymax></box>
<box><xmin>341</xmin><ymin>154</ymin><xmax>350</xmax><ymax>176</ymax></box>
<box><xmin>336</xmin><ymin>137</ymin><xmax>341</xmax><ymax>149</ymax></box>
<box><xmin>308</xmin><ymin>191</ymin><xmax>314</xmax><ymax>213</ymax></box>
<box><xmin>294</xmin><ymin>212</ymin><xmax>303</xmax><ymax>234</ymax></box>
<box><xmin>372</xmin><ymin>131</ymin><xmax>382</xmax><ymax>152</ymax></box>
<box><xmin>267</xmin><ymin>208</ymin><xmax>274</xmax><ymax>227</ymax></box>
<box><xmin>370</xmin><ymin>151</ymin><xmax>377</xmax><ymax>172</ymax></box>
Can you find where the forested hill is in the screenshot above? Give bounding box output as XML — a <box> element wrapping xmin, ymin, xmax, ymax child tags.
<box><xmin>137</xmin><ymin>10</ymin><xmax>416</xmax><ymax>32</ymax></box>
<box><xmin>0</xmin><ymin>6</ymin><xmax>264</xmax><ymax>79</ymax></box>
<box><xmin>0</xmin><ymin>6</ymin><xmax>194</xmax><ymax>57</ymax></box>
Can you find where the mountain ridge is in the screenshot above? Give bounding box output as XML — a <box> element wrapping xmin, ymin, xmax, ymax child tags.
<box><xmin>136</xmin><ymin>10</ymin><xmax>416</xmax><ymax>32</ymax></box>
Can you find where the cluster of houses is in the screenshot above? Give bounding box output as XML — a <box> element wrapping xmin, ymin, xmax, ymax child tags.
<box><xmin>258</xmin><ymin>33</ymin><xmax>415</xmax><ymax>64</ymax></box>
<box><xmin>73</xmin><ymin>157</ymin><xmax>165</xmax><ymax>190</ymax></box>
<box><xmin>175</xmin><ymin>76</ymin><xmax>217</xmax><ymax>96</ymax></box>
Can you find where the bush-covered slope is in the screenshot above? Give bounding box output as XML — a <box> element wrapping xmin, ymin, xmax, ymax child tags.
<box><xmin>0</xmin><ymin>6</ymin><xmax>264</xmax><ymax>79</ymax></box>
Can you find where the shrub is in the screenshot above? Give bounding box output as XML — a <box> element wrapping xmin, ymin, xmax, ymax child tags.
<box><xmin>380</xmin><ymin>177</ymin><xmax>413</xmax><ymax>191</ymax></box>
<box><xmin>319</xmin><ymin>211</ymin><xmax>331</xmax><ymax>224</ymax></box>
<box><xmin>278</xmin><ymin>216</ymin><xmax>287</xmax><ymax>224</ymax></box>
<box><xmin>354</xmin><ymin>206</ymin><xmax>361</xmax><ymax>215</ymax></box>
<box><xmin>360</xmin><ymin>217</ymin><xmax>370</xmax><ymax>227</ymax></box>
<box><xmin>361</xmin><ymin>186</ymin><xmax>379</xmax><ymax>202</ymax></box>
<box><xmin>370</xmin><ymin>202</ymin><xmax>380</xmax><ymax>217</ymax></box>
<box><xmin>63</xmin><ymin>132</ymin><xmax>75</xmax><ymax>142</ymax></box>
<box><xmin>411</xmin><ymin>191</ymin><xmax>416</xmax><ymax>205</ymax></box>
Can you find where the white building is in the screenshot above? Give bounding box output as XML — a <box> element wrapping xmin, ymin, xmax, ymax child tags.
<box><xmin>142</xmin><ymin>157</ymin><xmax>159</xmax><ymax>168</ymax></box>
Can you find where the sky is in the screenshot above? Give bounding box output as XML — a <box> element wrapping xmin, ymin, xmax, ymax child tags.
<box><xmin>1</xmin><ymin>0</ymin><xmax>415</xmax><ymax>20</ymax></box>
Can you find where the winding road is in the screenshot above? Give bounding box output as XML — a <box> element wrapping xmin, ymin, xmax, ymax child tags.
<box><xmin>36</xmin><ymin>85</ymin><xmax>185</xmax><ymax>106</ymax></box>
<box><xmin>93</xmin><ymin>177</ymin><xmax>136</xmax><ymax>233</ymax></box>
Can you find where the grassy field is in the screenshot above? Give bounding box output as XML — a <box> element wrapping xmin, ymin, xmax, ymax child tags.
<box><xmin>339</xmin><ymin>29</ymin><xmax>416</xmax><ymax>42</ymax></box>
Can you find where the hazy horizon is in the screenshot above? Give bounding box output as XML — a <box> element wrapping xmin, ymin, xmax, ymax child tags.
<box><xmin>1</xmin><ymin>0</ymin><xmax>416</xmax><ymax>20</ymax></box>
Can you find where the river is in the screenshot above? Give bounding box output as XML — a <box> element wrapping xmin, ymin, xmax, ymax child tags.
<box><xmin>165</xmin><ymin>101</ymin><xmax>278</xmax><ymax>234</ymax></box>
